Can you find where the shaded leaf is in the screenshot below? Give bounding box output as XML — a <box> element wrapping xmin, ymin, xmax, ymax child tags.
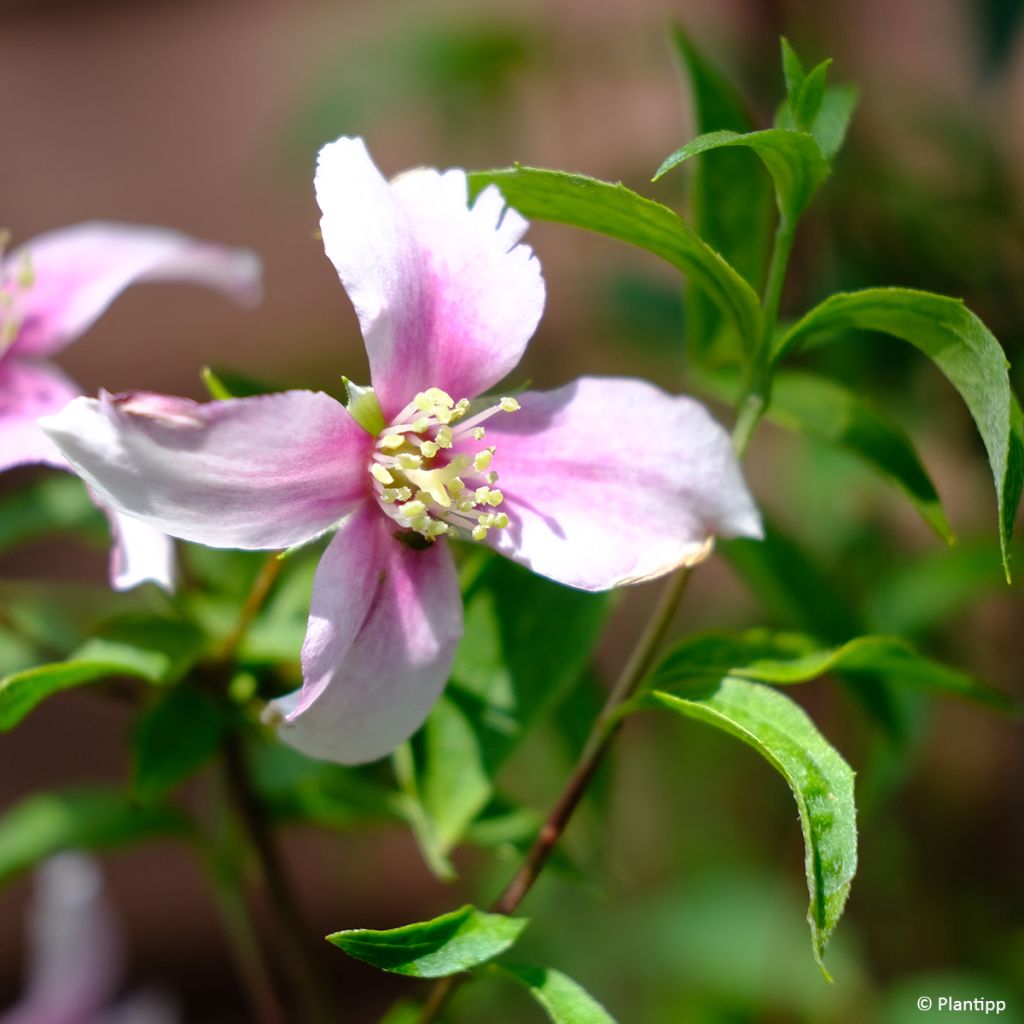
<box><xmin>698</xmin><ymin>366</ymin><xmax>953</xmax><ymax>541</ymax></box>
<box><xmin>670</xmin><ymin>26</ymin><xmax>773</xmax><ymax>358</ymax></box>
<box><xmin>468</xmin><ymin>166</ymin><xmax>763</xmax><ymax>351</ymax></box>
<box><xmin>0</xmin><ymin>616</ymin><xmax>206</xmax><ymax>730</ymax></box>
<box><xmin>0</xmin><ymin>788</ymin><xmax>192</xmax><ymax>885</ymax></box>
<box><xmin>776</xmin><ymin>289</ymin><xmax>1024</xmax><ymax>578</ymax></box>
<box><xmin>810</xmin><ymin>84</ymin><xmax>859</xmax><ymax>161</ymax></box>
<box><xmin>132</xmin><ymin>687</ymin><xmax>230</xmax><ymax>801</ymax></box>
<box><xmin>327</xmin><ymin>904</ymin><xmax>527</xmax><ymax>978</ymax></box>
<box><xmin>650</xmin><ymin>629</ymin><xmax>1013</xmax><ymax>710</ymax></box>
<box><xmin>497</xmin><ymin>963</ymin><xmax>617</xmax><ymax>1024</ymax></box>
<box><xmin>413</xmin><ymin>556</ymin><xmax>611</xmax><ymax>865</ymax></box>
<box><xmin>0</xmin><ymin>474</ymin><xmax>104</xmax><ymax>555</ymax></box>
<box><xmin>636</xmin><ymin>678</ymin><xmax>857</xmax><ymax>971</ymax></box>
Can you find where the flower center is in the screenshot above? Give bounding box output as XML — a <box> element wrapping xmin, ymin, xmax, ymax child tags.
<box><xmin>369</xmin><ymin>387</ymin><xmax>521</xmax><ymax>543</ymax></box>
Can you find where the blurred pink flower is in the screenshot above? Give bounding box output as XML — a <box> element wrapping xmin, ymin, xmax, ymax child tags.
<box><xmin>0</xmin><ymin>223</ymin><xmax>261</xmax><ymax>589</ymax></box>
<box><xmin>0</xmin><ymin>854</ymin><xmax>178</xmax><ymax>1024</ymax></box>
<box><xmin>41</xmin><ymin>137</ymin><xmax>761</xmax><ymax>763</ymax></box>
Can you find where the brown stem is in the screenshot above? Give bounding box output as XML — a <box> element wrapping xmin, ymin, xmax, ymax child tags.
<box><xmin>416</xmin><ymin>565</ymin><xmax>696</xmax><ymax>1024</ymax></box>
<box><xmin>216</xmin><ymin>553</ymin><xmax>283</xmax><ymax>664</ymax></box>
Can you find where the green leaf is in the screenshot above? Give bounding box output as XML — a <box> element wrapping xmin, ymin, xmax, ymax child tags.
<box><xmin>669</xmin><ymin>27</ymin><xmax>773</xmax><ymax>358</ymax></box>
<box><xmin>468</xmin><ymin>166</ymin><xmax>763</xmax><ymax>351</ymax></box>
<box><xmin>776</xmin><ymin>289</ymin><xmax>1024</xmax><ymax>578</ymax></box>
<box><xmin>497</xmin><ymin>963</ymin><xmax>617</xmax><ymax>1024</ymax></box>
<box><xmin>649</xmin><ymin>629</ymin><xmax>1013</xmax><ymax>711</ymax></box>
<box><xmin>793</xmin><ymin>59</ymin><xmax>831</xmax><ymax>130</ymax></box>
<box><xmin>72</xmin><ymin>616</ymin><xmax>206</xmax><ymax>684</ymax></box>
<box><xmin>721</xmin><ymin>522</ymin><xmax>862</xmax><ymax>643</ymax></box>
<box><xmin>0</xmin><ymin>788</ymin><xmax>192</xmax><ymax>885</ymax></box>
<box><xmin>867</xmin><ymin>540</ymin><xmax>1010</xmax><ymax>636</ymax></box>
<box><xmin>0</xmin><ymin>616</ymin><xmax>207</xmax><ymax>730</ymax></box>
<box><xmin>637</xmin><ymin>678</ymin><xmax>857</xmax><ymax>972</ymax></box>
<box><xmin>132</xmin><ymin>687</ymin><xmax>230</xmax><ymax>801</ymax></box>
<box><xmin>654</xmin><ymin>129</ymin><xmax>829</xmax><ymax>221</ymax></box>
<box><xmin>780</xmin><ymin>38</ymin><xmax>806</xmax><ymax>98</ymax></box>
<box><xmin>810</xmin><ymin>84</ymin><xmax>859</xmax><ymax>161</ymax></box>
<box><xmin>698</xmin><ymin>366</ymin><xmax>953</xmax><ymax>541</ymax></box>
<box><xmin>413</xmin><ymin>556</ymin><xmax>611</xmax><ymax>864</ymax></box>
<box><xmin>770</xmin><ymin>371</ymin><xmax>953</xmax><ymax>542</ymax></box>
<box><xmin>327</xmin><ymin>904</ymin><xmax>528</xmax><ymax>978</ymax></box>
<box><xmin>0</xmin><ymin>474</ymin><xmax>105</xmax><ymax>554</ymax></box>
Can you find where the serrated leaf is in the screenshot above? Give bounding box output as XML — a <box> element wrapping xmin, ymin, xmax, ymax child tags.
<box><xmin>669</xmin><ymin>26</ymin><xmax>774</xmax><ymax>359</ymax></box>
<box><xmin>468</xmin><ymin>166</ymin><xmax>763</xmax><ymax>351</ymax></box>
<box><xmin>132</xmin><ymin>687</ymin><xmax>229</xmax><ymax>801</ymax></box>
<box><xmin>497</xmin><ymin>963</ymin><xmax>617</xmax><ymax>1024</ymax></box>
<box><xmin>776</xmin><ymin>289</ymin><xmax>1024</xmax><ymax>579</ymax></box>
<box><xmin>654</xmin><ymin>128</ymin><xmax>829</xmax><ymax>221</ymax></box>
<box><xmin>0</xmin><ymin>788</ymin><xmax>192</xmax><ymax>885</ymax></box>
<box><xmin>0</xmin><ymin>616</ymin><xmax>207</xmax><ymax>730</ymax></box>
<box><xmin>413</xmin><ymin>556</ymin><xmax>611</xmax><ymax>866</ymax></box>
<box><xmin>650</xmin><ymin>629</ymin><xmax>1013</xmax><ymax>710</ymax></box>
<box><xmin>327</xmin><ymin>904</ymin><xmax>527</xmax><ymax>978</ymax></box>
<box><xmin>0</xmin><ymin>474</ymin><xmax>105</xmax><ymax>555</ymax></box>
<box><xmin>637</xmin><ymin>678</ymin><xmax>857</xmax><ymax>972</ymax></box>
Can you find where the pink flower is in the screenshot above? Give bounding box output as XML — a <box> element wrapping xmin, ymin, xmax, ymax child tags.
<box><xmin>0</xmin><ymin>854</ymin><xmax>178</xmax><ymax>1024</ymax></box>
<box><xmin>0</xmin><ymin>222</ymin><xmax>261</xmax><ymax>589</ymax></box>
<box><xmin>41</xmin><ymin>138</ymin><xmax>761</xmax><ymax>763</ymax></box>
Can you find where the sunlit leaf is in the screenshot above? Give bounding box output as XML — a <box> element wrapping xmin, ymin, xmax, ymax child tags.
<box><xmin>327</xmin><ymin>904</ymin><xmax>528</xmax><ymax>978</ymax></box>
<box><xmin>468</xmin><ymin>166</ymin><xmax>763</xmax><ymax>351</ymax></box>
<box><xmin>636</xmin><ymin>678</ymin><xmax>857</xmax><ymax>972</ymax></box>
<box><xmin>776</xmin><ymin>289</ymin><xmax>1024</xmax><ymax>578</ymax></box>
<box><xmin>497</xmin><ymin>963</ymin><xmax>618</xmax><ymax>1023</ymax></box>
<box><xmin>654</xmin><ymin>129</ymin><xmax>829</xmax><ymax>221</ymax></box>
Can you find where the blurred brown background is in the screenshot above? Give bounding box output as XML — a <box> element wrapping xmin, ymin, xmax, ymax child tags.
<box><xmin>2</xmin><ymin>0</ymin><xmax>1023</xmax><ymax>1021</ymax></box>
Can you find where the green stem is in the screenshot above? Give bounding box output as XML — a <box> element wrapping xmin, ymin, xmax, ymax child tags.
<box><xmin>734</xmin><ymin>211</ymin><xmax>797</xmax><ymax>457</ymax></box>
<box><xmin>416</xmin><ymin>566</ymin><xmax>696</xmax><ymax>1024</ymax></box>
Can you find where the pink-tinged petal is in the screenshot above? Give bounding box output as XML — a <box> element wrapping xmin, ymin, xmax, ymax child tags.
<box><xmin>0</xmin><ymin>358</ymin><xmax>79</xmax><ymax>470</ymax></box>
<box><xmin>314</xmin><ymin>137</ymin><xmax>544</xmax><ymax>417</ymax></box>
<box><xmin>106</xmin><ymin>510</ymin><xmax>177</xmax><ymax>592</ymax></box>
<box><xmin>0</xmin><ymin>855</ymin><xmax>122</xmax><ymax>1024</ymax></box>
<box><xmin>6</xmin><ymin>222</ymin><xmax>261</xmax><ymax>359</ymax></box>
<box><xmin>467</xmin><ymin>377</ymin><xmax>763</xmax><ymax>591</ymax></box>
<box><xmin>40</xmin><ymin>390</ymin><xmax>373</xmax><ymax>550</ymax></box>
<box><xmin>269</xmin><ymin>504</ymin><xmax>462</xmax><ymax>764</ymax></box>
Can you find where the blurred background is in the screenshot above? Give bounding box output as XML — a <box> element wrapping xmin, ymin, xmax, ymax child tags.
<box><xmin>2</xmin><ymin>0</ymin><xmax>1023</xmax><ymax>1020</ymax></box>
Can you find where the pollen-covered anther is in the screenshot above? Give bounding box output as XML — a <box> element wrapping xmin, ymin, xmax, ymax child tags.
<box><xmin>368</xmin><ymin>387</ymin><xmax>521</xmax><ymax>543</ymax></box>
